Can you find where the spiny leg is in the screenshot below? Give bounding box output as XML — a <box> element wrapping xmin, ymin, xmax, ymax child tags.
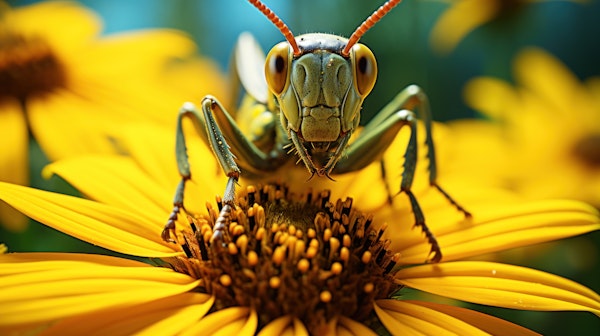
<box><xmin>163</xmin><ymin>102</ymin><xmax>204</xmax><ymax>243</ymax></box>
<box><xmin>333</xmin><ymin>108</ymin><xmax>443</xmax><ymax>262</ymax></box>
<box><xmin>334</xmin><ymin>85</ymin><xmax>474</xmax><ymax>262</ymax></box>
<box><xmin>399</xmin><ymin>113</ymin><xmax>442</xmax><ymax>263</ymax></box>
<box><xmin>162</xmin><ymin>97</ymin><xmax>243</xmax><ymax>245</ymax></box>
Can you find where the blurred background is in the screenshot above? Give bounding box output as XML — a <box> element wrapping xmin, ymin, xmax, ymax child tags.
<box><xmin>3</xmin><ymin>0</ymin><xmax>600</xmax><ymax>334</ymax></box>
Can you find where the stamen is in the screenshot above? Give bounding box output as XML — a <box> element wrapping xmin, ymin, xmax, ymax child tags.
<box><xmin>269</xmin><ymin>276</ymin><xmax>281</xmax><ymax>289</ymax></box>
<box><xmin>167</xmin><ymin>183</ymin><xmax>405</xmax><ymax>333</ymax></box>
<box><xmin>297</xmin><ymin>258</ymin><xmax>310</xmax><ymax>273</ymax></box>
<box><xmin>320</xmin><ymin>291</ymin><xmax>332</xmax><ymax>303</ymax></box>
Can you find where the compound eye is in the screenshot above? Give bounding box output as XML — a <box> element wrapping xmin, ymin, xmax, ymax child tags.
<box><xmin>265</xmin><ymin>42</ymin><xmax>291</xmax><ymax>95</ymax></box>
<box><xmin>351</xmin><ymin>44</ymin><xmax>377</xmax><ymax>97</ymax></box>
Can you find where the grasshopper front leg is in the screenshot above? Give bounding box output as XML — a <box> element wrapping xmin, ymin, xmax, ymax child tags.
<box><xmin>163</xmin><ymin>97</ymin><xmax>259</xmax><ymax>245</ymax></box>
<box><xmin>334</xmin><ymin>85</ymin><xmax>471</xmax><ymax>262</ymax></box>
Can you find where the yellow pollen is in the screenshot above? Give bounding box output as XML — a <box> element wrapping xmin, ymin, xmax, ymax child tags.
<box><xmin>305</xmin><ymin>246</ymin><xmax>318</xmax><ymax>259</ymax></box>
<box><xmin>256</xmin><ymin>228</ymin><xmax>266</xmax><ymax>240</ymax></box>
<box><xmin>269</xmin><ymin>276</ymin><xmax>281</xmax><ymax>289</ymax></box>
<box><xmin>331</xmin><ymin>262</ymin><xmax>343</xmax><ymax>275</ymax></box>
<box><xmin>320</xmin><ymin>290</ymin><xmax>332</xmax><ymax>303</ymax></box>
<box><xmin>203</xmin><ymin>231</ymin><xmax>212</xmax><ymax>244</ymax></box>
<box><xmin>343</xmin><ymin>234</ymin><xmax>351</xmax><ymax>247</ymax></box>
<box><xmin>200</xmin><ymin>223</ymin><xmax>212</xmax><ymax>235</ymax></box>
<box><xmin>236</xmin><ymin>234</ymin><xmax>248</xmax><ymax>254</ymax></box>
<box><xmin>294</xmin><ymin>239</ymin><xmax>306</xmax><ymax>258</ymax></box>
<box><xmin>295</xmin><ymin>229</ymin><xmax>303</xmax><ymax>238</ymax></box>
<box><xmin>272</xmin><ymin>246</ymin><xmax>286</xmax><ymax>265</ymax></box>
<box><xmin>227</xmin><ymin>242</ymin><xmax>238</xmax><ymax>255</ymax></box>
<box><xmin>329</xmin><ymin>237</ymin><xmax>340</xmax><ymax>257</ymax></box>
<box><xmin>271</xmin><ymin>223</ymin><xmax>280</xmax><ymax>233</ymax></box>
<box><xmin>288</xmin><ymin>224</ymin><xmax>297</xmax><ymax>236</ymax></box>
<box><xmin>363</xmin><ymin>283</ymin><xmax>374</xmax><ymax>293</ymax></box>
<box><xmin>323</xmin><ymin>228</ymin><xmax>332</xmax><ymax>242</ymax></box>
<box><xmin>232</xmin><ymin>224</ymin><xmax>245</xmax><ymax>236</ymax></box>
<box><xmin>297</xmin><ymin>258</ymin><xmax>310</xmax><ymax>273</ymax></box>
<box><xmin>362</xmin><ymin>251</ymin><xmax>372</xmax><ymax>264</ymax></box>
<box><xmin>247</xmin><ymin>251</ymin><xmax>259</xmax><ymax>266</ymax></box>
<box><xmin>219</xmin><ymin>274</ymin><xmax>232</xmax><ymax>286</ymax></box>
<box><xmin>340</xmin><ymin>247</ymin><xmax>350</xmax><ymax>262</ymax></box>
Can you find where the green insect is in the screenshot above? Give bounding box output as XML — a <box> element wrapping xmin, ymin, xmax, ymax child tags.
<box><xmin>162</xmin><ymin>0</ymin><xmax>470</xmax><ymax>263</ymax></box>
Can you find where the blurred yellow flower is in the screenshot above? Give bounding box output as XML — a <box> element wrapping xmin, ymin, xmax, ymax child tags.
<box><xmin>0</xmin><ymin>122</ymin><xmax>598</xmax><ymax>334</ymax></box>
<box><xmin>0</xmin><ymin>1</ymin><xmax>229</xmax><ymax>231</ymax></box>
<box><xmin>448</xmin><ymin>47</ymin><xmax>600</xmax><ymax>207</ymax></box>
<box><xmin>429</xmin><ymin>0</ymin><xmax>588</xmax><ymax>54</ymax></box>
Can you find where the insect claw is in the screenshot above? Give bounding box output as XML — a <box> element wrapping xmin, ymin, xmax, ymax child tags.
<box><xmin>428</xmin><ymin>247</ymin><xmax>442</xmax><ymax>264</ymax></box>
<box><xmin>162</xmin><ymin>203</ymin><xmax>184</xmax><ymax>243</ymax></box>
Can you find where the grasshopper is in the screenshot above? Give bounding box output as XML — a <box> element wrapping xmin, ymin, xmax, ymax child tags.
<box><xmin>162</xmin><ymin>0</ymin><xmax>470</xmax><ymax>263</ymax></box>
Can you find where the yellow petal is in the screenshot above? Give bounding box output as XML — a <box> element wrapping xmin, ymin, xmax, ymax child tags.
<box><xmin>8</xmin><ymin>1</ymin><xmax>102</xmax><ymax>53</ymax></box>
<box><xmin>395</xmin><ymin>261</ymin><xmax>600</xmax><ymax>315</ymax></box>
<box><xmin>258</xmin><ymin>316</ymin><xmax>293</xmax><ymax>336</ymax></box>
<box><xmin>40</xmin><ymin>293</ymin><xmax>213</xmax><ymax>336</ymax></box>
<box><xmin>374</xmin><ymin>299</ymin><xmax>489</xmax><ymax>336</ymax></box>
<box><xmin>180</xmin><ymin>307</ymin><xmax>254</xmax><ymax>336</ymax></box>
<box><xmin>43</xmin><ymin>156</ymin><xmax>174</xmax><ymax>226</ymax></box>
<box><xmin>514</xmin><ymin>48</ymin><xmax>582</xmax><ymax>114</ymax></box>
<box><xmin>73</xmin><ymin>30</ymin><xmax>197</xmax><ymax>79</ymax></box>
<box><xmin>0</xmin><ymin>253</ymin><xmax>199</xmax><ymax>327</ymax></box>
<box><xmin>0</xmin><ymin>252</ymin><xmax>152</xmax><ymax>272</ymax></box>
<box><xmin>112</xmin><ymin>122</ymin><xmax>224</xmax><ymax>214</ymax></box>
<box><xmin>0</xmin><ymin>182</ymin><xmax>180</xmax><ymax>257</ymax></box>
<box><xmin>373</xmin><ymin>301</ymin><xmax>432</xmax><ymax>336</ymax></box>
<box><xmin>395</xmin><ymin>199</ymin><xmax>600</xmax><ymax>264</ymax></box>
<box><xmin>429</xmin><ymin>0</ymin><xmax>499</xmax><ymax>54</ymax></box>
<box><xmin>0</xmin><ymin>100</ymin><xmax>29</xmax><ymax>231</ymax></box>
<box><xmin>463</xmin><ymin>77</ymin><xmax>519</xmax><ymax>120</ymax></box>
<box><xmin>403</xmin><ymin>300</ymin><xmax>540</xmax><ymax>336</ymax></box>
<box><xmin>27</xmin><ymin>90</ymin><xmax>127</xmax><ymax>160</ymax></box>
<box><xmin>336</xmin><ymin>316</ymin><xmax>377</xmax><ymax>336</ymax></box>
<box><xmin>258</xmin><ymin>316</ymin><xmax>311</xmax><ymax>336</ymax></box>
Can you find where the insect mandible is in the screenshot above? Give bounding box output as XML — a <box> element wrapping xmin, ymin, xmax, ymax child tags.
<box><xmin>162</xmin><ymin>0</ymin><xmax>471</xmax><ymax>263</ymax></box>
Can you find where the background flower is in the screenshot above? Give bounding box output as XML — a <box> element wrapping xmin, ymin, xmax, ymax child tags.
<box><xmin>428</xmin><ymin>0</ymin><xmax>589</xmax><ymax>54</ymax></box>
<box><xmin>449</xmin><ymin>47</ymin><xmax>600</xmax><ymax>206</ymax></box>
<box><xmin>0</xmin><ymin>1</ymin><xmax>230</xmax><ymax>231</ymax></box>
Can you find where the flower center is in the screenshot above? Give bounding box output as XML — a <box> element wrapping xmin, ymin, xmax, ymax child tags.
<box><xmin>167</xmin><ymin>184</ymin><xmax>401</xmax><ymax>332</ymax></box>
<box><xmin>0</xmin><ymin>31</ymin><xmax>68</xmax><ymax>103</ymax></box>
<box><xmin>572</xmin><ymin>133</ymin><xmax>600</xmax><ymax>169</ymax></box>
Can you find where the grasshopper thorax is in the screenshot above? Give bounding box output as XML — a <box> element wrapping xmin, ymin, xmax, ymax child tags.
<box><xmin>265</xmin><ymin>33</ymin><xmax>377</xmax><ymax>176</ymax></box>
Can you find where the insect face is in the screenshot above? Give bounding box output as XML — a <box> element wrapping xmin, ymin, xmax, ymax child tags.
<box><xmin>265</xmin><ymin>33</ymin><xmax>377</xmax><ymax>176</ymax></box>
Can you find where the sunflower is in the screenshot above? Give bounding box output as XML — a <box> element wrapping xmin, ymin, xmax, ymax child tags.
<box><xmin>0</xmin><ymin>122</ymin><xmax>598</xmax><ymax>335</ymax></box>
<box><xmin>0</xmin><ymin>1</ymin><xmax>229</xmax><ymax>231</ymax></box>
<box><xmin>448</xmin><ymin>47</ymin><xmax>600</xmax><ymax>208</ymax></box>
<box><xmin>428</xmin><ymin>0</ymin><xmax>588</xmax><ymax>54</ymax></box>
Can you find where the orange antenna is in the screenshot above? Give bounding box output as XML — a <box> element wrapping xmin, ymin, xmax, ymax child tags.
<box><xmin>248</xmin><ymin>0</ymin><xmax>301</xmax><ymax>56</ymax></box>
<box><xmin>342</xmin><ymin>0</ymin><xmax>402</xmax><ymax>56</ymax></box>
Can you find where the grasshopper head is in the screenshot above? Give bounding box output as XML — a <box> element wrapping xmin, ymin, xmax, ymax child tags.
<box><xmin>264</xmin><ymin>33</ymin><xmax>377</xmax><ymax>175</ymax></box>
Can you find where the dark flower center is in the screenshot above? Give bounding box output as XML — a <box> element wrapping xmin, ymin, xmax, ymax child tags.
<box><xmin>167</xmin><ymin>183</ymin><xmax>401</xmax><ymax>333</ymax></box>
<box><xmin>0</xmin><ymin>31</ymin><xmax>68</xmax><ymax>103</ymax></box>
<box><xmin>572</xmin><ymin>133</ymin><xmax>600</xmax><ymax>169</ymax></box>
